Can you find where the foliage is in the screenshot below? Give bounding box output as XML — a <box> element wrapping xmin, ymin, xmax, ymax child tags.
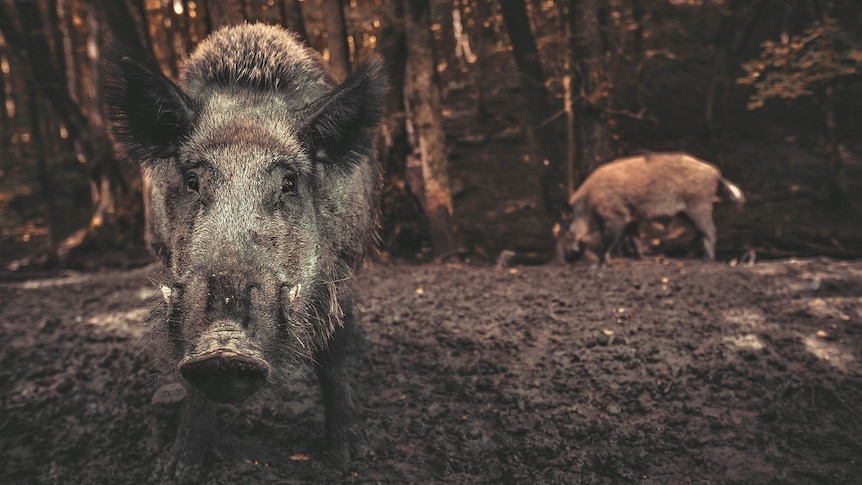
<box><xmin>738</xmin><ymin>16</ymin><xmax>862</xmax><ymax>110</ymax></box>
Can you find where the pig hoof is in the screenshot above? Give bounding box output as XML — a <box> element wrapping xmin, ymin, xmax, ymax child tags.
<box><xmin>179</xmin><ymin>350</ymin><xmax>270</xmax><ymax>404</ymax></box>
<box><xmin>329</xmin><ymin>424</ymin><xmax>366</xmax><ymax>464</ymax></box>
<box><xmin>151</xmin><ymin>452</ymin><xmax>203</xmax><ymax>484</ymax></box>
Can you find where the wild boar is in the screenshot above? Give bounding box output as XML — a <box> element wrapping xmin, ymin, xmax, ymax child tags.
<box><xmin>555</xmin><ymin>152</ymin><xmax>744</xmax><ymax>264</ymax></box>
<box><xmin>103</xmin><ymin>23</ymin><xmax>386</xmax><ymax>481</ymax></box>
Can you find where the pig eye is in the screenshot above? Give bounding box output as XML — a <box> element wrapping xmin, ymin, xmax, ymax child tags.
<box><xmin>185</xmin><ymin>173</ymin><xmax>200</xmax><ymax>193</ymax></box>
<box><xmin>282</xmin><ymin>171</ymin><xmax>298</xmax><ymax>194</ymax></box>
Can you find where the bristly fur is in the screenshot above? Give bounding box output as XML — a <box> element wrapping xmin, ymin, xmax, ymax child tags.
<box><xmin>558</xmin><ymin>152</ymin><xmax>744</xmax><ymax>264</ymax></box>
<box><xmin>103</xmin><ymin>22</ymin><xmax>387</xmax><ymax>477</ymax></box>
<box><xmin>181</xmin><ymin>23</ymin><xmax>332</xmax><ymax>96</ymax></box>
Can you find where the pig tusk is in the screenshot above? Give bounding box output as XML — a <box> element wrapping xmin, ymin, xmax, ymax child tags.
<box><xmin>160</xmin><ymin>285</ymin><xmax>173</xmax><ymax>303</ymax></box>
<box><xmin>289</xmin><ymin>284</ymin><xmax>302</xmax><ymax>304</ymax></box>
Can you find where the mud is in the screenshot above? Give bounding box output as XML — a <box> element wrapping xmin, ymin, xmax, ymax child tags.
<box><xmin>1</xmin><ymin>257</ymin><xmax>861</xmax><ymax>483</ymax></box>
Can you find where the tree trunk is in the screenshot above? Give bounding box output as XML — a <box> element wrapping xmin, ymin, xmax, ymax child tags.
<box><xmin>95</xmin><ymin>0</ymin><xmax>152</xmax><ymax>54</ymax></box>
<box><xmin>498</xmin><ymin>0</ymin><xmax>566</xmax><ymax>215</ymax></box>
<box><xmin>101</xmin><ymin>0</ymin><xmax>165</xmax><ymax>255</ymax></box>
<box><xmin>207</xmin><ymin>0</ymin><xmax>244</xmax><ymax>31</ymax></box>
<box><xmin>0</xmin><ymin>0</ymin><xmax>128</xmax><ymax>261</ymax></box>
<box><xmin>704</xmin><ymin>0</ymin><xmax>769</xmax><ymax>139</ymax></box>
<box><xmin>631</xmin><ymin>0</ymin><xmax>645</xmax><ymax>55</ymax></box>
<box><xmin>0</xmin><ymin>1</ymin><xmax>89</xmax><ymax>152</ymax></box>
<box><xmin>57</xmin><ymin>0</ymin><xmax>77</xmax><ymax>105</ymax></box>
<box><xmin>570</xmin><ymin>0</ymin><xmax>612</xmax><ymax>179</ymax></box>
<box><xmin>27</xmin><ymin>85</ymin><xmax>59</xmax><ymax>260</ymax></box>
<box><xmin>59</xmin><ymin>5</ymin><xmax>126</xmax><ymax>259</ymax></box>
<box><xmin>280</xmin><ymin>0</ymin><xmax>308</xmax><ymax>41</ymax></box>
<box><xmin>321</xmin><ymin>0</ymin><xmax>350</xmax><ymax>80</ymax></box>
<box><xmin>822</xmin><ymin>83</ymin><xmax>850</xmax><ymax>209</ymax></box>
<box><xmin>402</xmin><ymin>0</ymin><xmax>461</xmax><ymax>258</ymax></box>
<box><xmin>85</xmin><ymin>6</ymin><xmax>118</xmax><ymax>225</ymax></box>
<box><xmin>452</xmin><ymin>0</ymin><xmax>477</xmax><ymax>67</ymax></box>
<box><xmin>376</xmin><ymin>0</ymin><xmax>426</xmax><ymax>256</ymax></box>
<box><xmin>559</xmin><ymin>3</ymin><xmax>576</xmax><ymax>197</ymax></box>
<box><xmin>0</xmin><ymin>40</ymin><xmax>8</xmax><ymax>162</ymax></box>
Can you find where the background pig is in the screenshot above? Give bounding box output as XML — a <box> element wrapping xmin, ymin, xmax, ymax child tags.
<box><xmin>556</xmin><ymin>152</ymin><xmax>744</xmax><ymax>264</ymax></box>
<box><xmin>103</xmin><ymin>24</ymin><xmax>386</xmax><ymax>481</ymax></box>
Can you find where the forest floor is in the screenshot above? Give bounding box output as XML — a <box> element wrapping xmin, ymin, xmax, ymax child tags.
<box><xmin>1</xmin><ymin>257</ymin><xmax>861</xmax><ymax>483</ymax></box>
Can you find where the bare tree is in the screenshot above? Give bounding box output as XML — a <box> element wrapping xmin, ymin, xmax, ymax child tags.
<box><xmin>321</xmin><ymin>0</ymin><xmax>350</xmax><ymax>80</ymax></box>
<box><xmin>100</xmin><ymin>0</ymin><xmax>170</xmax><ymax>256</ymax></box>
<box><xmin>280</xmin><ymin>0</ymin><xmax>308</xmax><ymax>41</ymax></box>
<box><xmin>569</xmin><ymin>0</ymin><xmax>613</xmax><ymax>178</ymax></box>
<box><xmin>375</xmin><ymin>0</ymin><xmax>426</xmax><ymax>256</ymax></box>
<box><xmin>498</xmin><ymin>0</ymin><xmax>567</xmax><ymax>215</ymax></box>
<box><xmin>703</xmin><ymin>0</ymin><xmax>769</xmax><ymax>138</ymax></box>
<box><xmin>207</xmin><ymin>0</ymin><xmax>244</xmax><ymax>30</ymax></box>
<box><xmin>98</xmin><ymin>0</ymin><xmax>152</xmax><ymax>53</ymax></box>
<box><xmin>0</xmin><ymin>0</ymin><xmax>125</xmax><ymax>261</ymax></box>
<box><xmin>402</xmin><ymin>0</ymin><xmax>462</xmax><ymax>257</ymax></box>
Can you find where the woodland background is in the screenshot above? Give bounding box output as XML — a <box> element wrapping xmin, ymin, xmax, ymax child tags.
<box><xmin>2</xmin><ymin>3</ymin><xmax>862</xmax><ymax>482</ymax></box>
<box><xmin>1</xmin><ymin>0</ymin><xmax>861</xmax><ymax>272</ymax></box>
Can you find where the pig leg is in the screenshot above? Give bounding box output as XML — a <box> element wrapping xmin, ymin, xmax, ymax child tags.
<box><xmin>152</xmin><ymin>390</ymin><xmax>216</xmax><ymax>483</ymax></box>
<box><xmin>684</xmin><ymin>207</ymin><xmax>716</xmax><ymax>261</ymax></box>
<box><xmin>599</xmin><ymin>217</ymin><xmax>626</xmax><ymax>264</ymax></box>
<box><xmin>623</xmin><ymin>221</ymin><xmax>644</xmax><ymax>259</ymax></box>
<box><xmin>553</xmin><ymin>233</ymin><xmax>569</xmax><ymax>265</ymax></box>
<box><xmin>315</xmin><ymin>306</ymin><xmax>361</xmax><ymax>463</ymax></box>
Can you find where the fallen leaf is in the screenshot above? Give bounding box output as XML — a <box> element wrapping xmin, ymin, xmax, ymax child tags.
<box><xmin>289</xmin><ymin>453</ymin><xmax>310</xmax><ymax>461</ymax></box>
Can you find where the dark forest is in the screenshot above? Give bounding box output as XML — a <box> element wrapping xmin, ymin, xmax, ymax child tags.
<box><xmin>1</xmin><ymin>1</ymin><xmax>862</xmax><ymax>484</ymax></box>
<box><xmin>1</xmin><ymin>0</ymin><xmax>861</xmax><ymax>270</ymax></box>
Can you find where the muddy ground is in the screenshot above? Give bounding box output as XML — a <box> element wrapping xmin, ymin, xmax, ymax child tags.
<box><xmin>1</xmin><ymin>256</ymin><xmax>861</xmax><ymax>484</ymax></box>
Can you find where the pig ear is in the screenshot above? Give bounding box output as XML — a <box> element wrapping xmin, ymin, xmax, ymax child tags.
<box><xmin>102</xmin><ymin>46</ymin><xmax>196</xmax><ymax>163</ymax></box>
<box><xmin>301</xmin><ymin>57</ymin><xmax>387</xmax><ymax>166</ymax></box>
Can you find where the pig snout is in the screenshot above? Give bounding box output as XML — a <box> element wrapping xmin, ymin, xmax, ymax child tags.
<box><xmin>179</xmin><ymin>346</ymin><xmax>270</xmax><ymax>404</ymax></box>
<box><xmin>562</xmin><ymin>247</ymin><xmax>582</xmax><ymax>263</ymax></box>
<box><xmin>174</xmin><ymin>269</ymin><xmax>302</xmax><ymax>404</ymax></box>
<box><xmin>557</xmin><ymin>233</ymin><xmax>585</xmax><ymax>263</ymax></box>
<box><xmin>177</xmin><ymin>316</ymin><xmax>272</xmax><ymax>403</ymax></box>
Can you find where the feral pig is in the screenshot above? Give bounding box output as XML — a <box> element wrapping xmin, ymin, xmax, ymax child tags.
<box><xmin>103</xmin><ymin>24</ymin><xmax>386</xmax><ymax>481</ymax></box>
<box><xmin>556</xmin><ymin>152</ymin><xmax>744</xmax><ymax>264</ymax></box>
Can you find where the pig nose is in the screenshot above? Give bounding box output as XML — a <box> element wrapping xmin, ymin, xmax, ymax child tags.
<box><xmin>179</xmin><ymin>349</ymin><xmax>271</xmax><ymax>403</ymax></box>
<box><xmin>205</xmin><ymin>271</ymin><xmax>260</xmax><ymax>319</ymax></box>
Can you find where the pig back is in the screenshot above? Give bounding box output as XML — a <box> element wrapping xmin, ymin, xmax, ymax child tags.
<box><xmin>572</xmin><ymin>152</ymin><xmax>722</xmax><ymax>219</ymax></box>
